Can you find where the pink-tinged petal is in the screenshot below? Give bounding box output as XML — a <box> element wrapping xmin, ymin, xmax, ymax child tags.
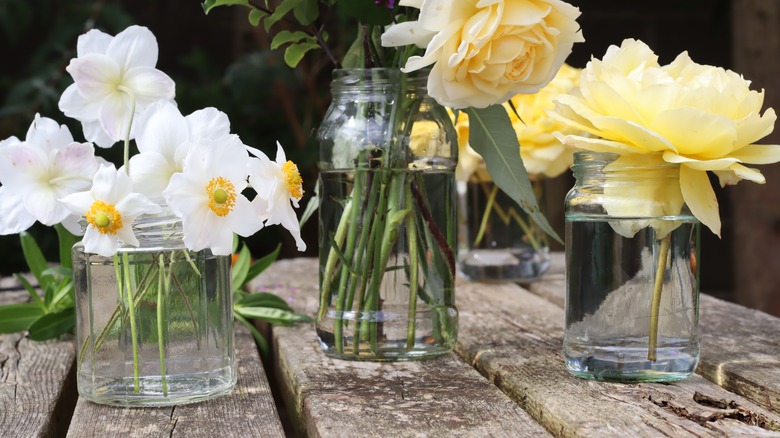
<box><xmin>226</xmin><ymin>196</ymin><xmax>263</xmax><ymax>237</ymax></box>
<box><xmin>186</xmin><ymin>107</ymin><xmax>231</xmax><ymax>140</ymax></box>
<box><xmin>77</xmin><ymin>28</ymin><xmax>112</xmax><ymax>56</ymax></box>
<box><xmin>99</xmin><ymin>92</ymin><xmax>134</xmax><ymax>143</ymax></box>
<box><xmin>680</xmin><ymin>165</ymin><xmax>721</xmax><ymax>237</ymax></box>
<box><xmin>60</xmin><ymin>191</ymin><xmax>95</xmax><ymax>216</ymax></box>
<box><xmin>67</xmin><ymin>54</ymin><xmax>119</xmax><ymax>99</ymax></box>
<box><xmin>128</xmin><ymin>152</ymin><xmax>177</xmax><ymax>198</ymax></box>
<box><xmin>81</xmin><ymin>120</ymin><xmax>116</xmax><ymax>148</ymax></box>
<box><xmin>123</xmin><ymin>67</ymin><xmax>175</xmax><ymax>106</ymax></box>
<box><xmin>51</xmin><ymin>142</ymin><xmax>99</xmax><ymax>188</ymax></box>
<box><xmin>83</xmin><ymin>227</ymin><xmax>118</xmax><ymax>257</ymax></box>
<box><xmin>0</xmin><ymin>145</ymin><xmax>48</xmax><ymax>188</ymax></box>
<box><xmin>115</xmin><ymin>193</ymin><xmax>161</xmax><ymax>218</ymax></box>
<box><xmin>25</xmin><ymin>114</ymin><xmax>74</xmax><ymax>153</ymax></box>
<box><xmin>0</xmin><ymin>188</ymin><xmax>36</xmax><ymax>235</ymax></box>
<box><xmin>135</xmin><ymin>100</ymin><xmax>188</xmax><ymax>159</ymax></box>
<box><xmin>106</xmin><ymin>25</ymin><xmax>159</xmax><ymax>70</ymax></box>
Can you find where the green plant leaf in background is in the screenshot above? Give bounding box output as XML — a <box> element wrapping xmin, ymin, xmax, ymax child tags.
<box><xmin>464</xmin><ymin>105</ymin><xmax>562</xmax><ymax>243</ymax></box>
<box><xmin>242</xmin><ymin>244</ymin><xmax>281</xmax><ymax>289</ymax></box>
<box><xmin>27</xmin><ymin>308</ymin><xmax>75</xmax><ymax>341</ymax></box>
<box><xmin>284</xmin><ymin>41</ymin><xmax>321</xmax><ymax>68</ymax></box>
<box><xmin>232</xmin><ymin>244</ymin><xmax>252</xmax><ymax>289</ymax></box>
<box><xmin>0</xmin><ymin>304</ymin><xmax>45</xmax><ymax>334</ymax></box>
<box><xmin>293</xmin><ymin>0</ymin><xmax>319</xmax><ymax>25</ymax></box>
<box><xmin>248</xmin><ymin>8</ymin><xmax>267</xmax><ymax>26</ymax></box>
<box><xmin>202</xmin><ymin>0</ymin><xmax>251</xmax><ymax>14</ymax></box>
<box><xmin>20</xmin><ymin>231</ymin><xmax>49</xmax><ymax>291</ymax></box>
<box><xmin>271</xmin><ymin>30</ymin><xmax>311</xmax><ymax>50</ymax></box>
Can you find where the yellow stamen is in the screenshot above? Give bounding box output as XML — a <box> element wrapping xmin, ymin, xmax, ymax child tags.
<box><xmin>282</xmin><ymin>160</ymin><xmax>303</xmax><ymax>200</ymax></box>
<box><xmin>86</xmin><ymin>200</ymin><xmax>123</xmax><ymax>235</ymax></box>
<box><xmin>206</xmin><ymin>177</ymin><xmax>236</xmax><ymax>216</ymax></box>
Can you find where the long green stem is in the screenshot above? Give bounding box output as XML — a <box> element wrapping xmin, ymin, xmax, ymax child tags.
<box><xmin>157</xmin><ymin>254</ymin><xmax>168</xmax><ymax>396</ymax></box>
<box><xmin>405</xmin><ymin>185</ymin><xmax>419</xmax><ymax>350</ymax></box>
<box><xmin>474</xmin><ymin>183</ymin><xmax>499</xmax><ymax>247</ymax></box>
<box><xmin>648</xmin><ymin>235</ymin><xmax>671</xmax><ymax>361</ymax></box>
<box><xmin>318</xmin><ymin>200</ymin><xmax>353</xmax><ymax>321</ymax></box>
<box><xmin>122</xmin><ymin>253</ymin><xmax>140</xmax><ymax>392</ymax></box>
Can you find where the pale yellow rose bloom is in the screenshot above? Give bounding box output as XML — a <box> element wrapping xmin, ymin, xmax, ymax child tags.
<box><xmin>449</xmin><ymin>64</ymin><xmax>585</xmax><ymax>182</ymax></box>
<box><xmin>552</xmin><ymin>39</ymin><xmax>780</xmax><ymax>236</ymax></box>
<box><xmin>381</xmin><ymin>0</ymin><xmax>584</xmax><ymax>109</ymax></box>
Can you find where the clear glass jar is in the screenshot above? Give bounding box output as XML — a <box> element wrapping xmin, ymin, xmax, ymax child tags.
<box><xmin>315</xmin><ymin>69</ymin><xmax>459</xmax><ymax>361</ymax></box>
<box><xmin>72</xmin><ymin>210</ymin><xmax>235</xmax><ymax>406</ymax></box>
<box><xmin>564</xmin><ymin>151</ymin><xmax>700</xmax><ymax>382</ymax></box>
<box><xmin>458</xmin><ymin>166</ymin><xmax>550</xmax><ymax>282</ymax></box>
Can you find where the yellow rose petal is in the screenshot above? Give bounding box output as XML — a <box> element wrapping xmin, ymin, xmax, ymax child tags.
<box><xmin>680</xmin><ymin>165</ymin><xmax>721</xmax><ymax>237</ymax></box>
<box><xmin>729</xmin><ymin>144</ymin><xmax>780</xmax><ymax>164</ymax></box>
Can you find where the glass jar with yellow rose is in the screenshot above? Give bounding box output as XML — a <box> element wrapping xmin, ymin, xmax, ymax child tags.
<box><xmin>456</xmin><ymin>64</ymin><xmax>582</xmax><ymax>282</ymax></box>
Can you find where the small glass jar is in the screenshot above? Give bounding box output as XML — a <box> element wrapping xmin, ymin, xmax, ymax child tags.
<box><xmin>564</xmin><ymin>151</ymin><xmax>700</xmax><ymax>382</ymax></box>
<box><xmin>72</xmin><ymin>210</ymin><xmax>235</xmax><ymax>406</ymax></box>
<box><xmin>458</xmin><ymin>165</ymin><xmax>550</xmax><ymax>282</ymax></box>
<box><xmin>315</xmin><ymin>69</ymin><xmax>459</xmax><ymax>361</ymax></box>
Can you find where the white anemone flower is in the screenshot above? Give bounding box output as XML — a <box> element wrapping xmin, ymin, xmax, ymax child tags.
<box><xmin>60</xmin><ymin>165</ymin><xmax>161</xmax><ymax>257</ymax></box>
<box><xmin>128</xmin><ymin>101</ymin><xmax>232</xmax><ymax>199</ymax></box>
<box><xmin>0</xmin><ymin>115</ymin><xmax>100</xmax><ymax>234</ymax></box>
<box><xmin>247</xmin><ymin>142</ymin><xmax>307</xmax><ymax>251</ymax></box>
<box><xmin>162</xmin><ymin>135</ymin><xmax>262</xmax><ymax>255</ymax></box>
<box><xmin>58</xmin><ymin>25</ymin><xmax>175</xmax><ymax>148</ymax></box>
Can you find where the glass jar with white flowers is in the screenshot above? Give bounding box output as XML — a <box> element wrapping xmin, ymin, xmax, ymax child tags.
<box><xmin>554</xmin><ymin>39</ymin><xmax>780</xmax><ymax>382</ymax></box>
<box><xmin>0</xmin><ymin>26</ymin><xmax>307</xmax><ymax>406</ymax></box>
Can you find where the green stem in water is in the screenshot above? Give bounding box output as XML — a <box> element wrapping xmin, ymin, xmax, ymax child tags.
<box><xmin>648</xmin><ymin>234</ymin><xmax>671</xmax><ymax>361</ymax></box>
<box><xmin>157</xmin><ymin>254</ymin><xmax>168</xmax><ymax>396</ymax></box>
<box><xmin>405</xmin><ymin>184</ymin><xmax>419</xmax><ymax>350</ymax></box>
<box><xmin>122</xmin><ymin>253</ymin><xmax>140</xmax><ymax>392</ymax></box>
<box><xmin>318</xmin><ymin>199</ymin><xmax>353</xmax><ymax>321</ymax></box>
<box><xmin>474</xmin><ymin>183</ymin><xmax>499</xmax><ymax>247</ymax></box>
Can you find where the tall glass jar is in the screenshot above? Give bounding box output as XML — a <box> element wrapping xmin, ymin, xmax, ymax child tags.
<box><xmin>316</xmin><ymin>69</ymin><xmax>459</xmax><ymax>361</ymax></box>
<box><xmin>564</xmin><ymin>151</ymin><xmax>700</xmax><ymax>382</ymax></box>
<box><xmin>458</xmin><ymin>166</ymin><xmax>550</xmax><ymax>282</ymax></box>
<box><xmin>72</xmin><ymin>210</ymin><xmax>235</xmax><ymax>406</ymax></box>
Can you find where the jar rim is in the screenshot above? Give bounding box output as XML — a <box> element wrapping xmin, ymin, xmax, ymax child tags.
<box><xmin>331</xmin><ymin>68</ymin><xmax>429</xmax><ymax>90</ymax></box>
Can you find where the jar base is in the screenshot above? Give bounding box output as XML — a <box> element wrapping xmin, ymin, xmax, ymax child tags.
<box><xmin>78</xmin><ymin>368</ymin><xmax>236</xmax><ymax>407</ymax></box>
<box><xmin>564</xmin><ymin>341</ymin><xmax>699</xmax><ymax>383</ymax></box>
<box><xmin>459</xmin><ymin>248</ymin><xmax>550</xmax><ymax>282</ymax></box>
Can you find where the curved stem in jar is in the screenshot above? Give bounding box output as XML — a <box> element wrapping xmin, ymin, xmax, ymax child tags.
<box><xmin>648</xmin><ymin>234</ymin><xmax>671</xmax><ymax>361</ymax></box>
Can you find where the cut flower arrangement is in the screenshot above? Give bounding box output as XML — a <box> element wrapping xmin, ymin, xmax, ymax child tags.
<box><xmin>205</xmin><ymin>0</ymin><xmax>583</xmax><ymax>360</ymax></box>
<box><xmin>0</xmin><ymin>25</ymin><xmax>310</xmax><ymax>405</ymax></box>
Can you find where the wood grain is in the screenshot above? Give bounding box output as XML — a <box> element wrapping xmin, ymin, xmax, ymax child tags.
<box><xmin>527</xmin><ymin>254</ymin><xmax>780</xmax><ymax>415</ymax></box>
<box><xmin>254</xmin><ymin>258</ymin><xmax>552</xmax><ymax>438</ymax></box>
<box><xmin>457</xmin><ymin>278</ymin><xmax>780</xmax><ymax>437</ymax></box>
<box><xmin>65</xmin><ymin>324</ymin><xmax>284</xmax><ymax>438</ymax></box>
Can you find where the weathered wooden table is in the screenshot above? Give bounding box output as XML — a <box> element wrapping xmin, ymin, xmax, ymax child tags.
<box><xmin>2</xmin><ymin>255</ymin><xmax>780</xmax><ymax>437</ymax></box>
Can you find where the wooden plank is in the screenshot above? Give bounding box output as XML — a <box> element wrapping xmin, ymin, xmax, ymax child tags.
<box><xmin>65</xmin><ymin>324</ymin><xmax>285</xmax><ymax>438</ymax></box>
<box><xmin>254</xmin><ymin>259</ymin><xmax>552</xmax><ymax>438</ymax></box>
<box><xmin>527</xmin><ymin>254</ymin><xmax>780</xmax><ymax>415</ymax></box>
<box><xmin>457</xmin><ymin>278</ymin><xmax>780</xmax><ymax>436</ymax></box>
<box><xmin>0</xmin><ymin>290</ymin><xmax>76</xmax><ymax>438</ymax></box>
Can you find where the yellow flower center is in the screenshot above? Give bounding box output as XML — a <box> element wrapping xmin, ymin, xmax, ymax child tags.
<box><xmin>282</xmin><ymin>160</ymin><xmax>303</xmax><ymax>200</ymax></box>
<box><xmin>86</xmin><ymin>200</ymin><xmax>123</xmax><ymax>235</ymax></box>
<box><xmin>206</xmin><ymin>176</ymin><xmax>236</xmax><ymax>217</ymax></box>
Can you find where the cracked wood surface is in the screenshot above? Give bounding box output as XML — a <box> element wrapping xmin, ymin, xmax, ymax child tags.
<box><xmin>64</xmin><ymin>324</ymin><xmax>284</xmax><ymax>438</ymax></box>
<box><xmin>0</xmin><ymin>289</ymin><xmax>76</xmax><ymax>438</ymax></box>
<box><xmin>254</xmin><ymin>258</ymin><xmax>550</xmax><ymax>438</ymax></box>
<box><xmin>527</xmin><ymin>253</ymin><xmax>780</xmax><ymax>416</ymax></box>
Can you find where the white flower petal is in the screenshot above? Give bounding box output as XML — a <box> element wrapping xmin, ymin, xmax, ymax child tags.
<box><xmin>77</xmin><ymin>29</ymin><xmax>112</xmax><ymax>56</ymax></box>
<box><xmin>60</xmin><ymin>191</ymin><xmax>95</xmax><ymax>216</ymax></box>
<box><xmin>123</xmin><ymin>67</ymin><xmax>175</xmax><ymax>106</ymax></box>
<box><xmin>381</xmin><ymin>21</ymin><xmax>436</xmax><ymax>49</ymax></box>
<box><xmin>0</xmin><ymin>188</ymin><xmax>36</xmax><ymax>235</ymax></box>
<box><xmin>128</xmin><ymin>152</ymin><xmax>178</xmax><ymax>198</ymax></box>
<box><xmin>115</xmin><ymin>193</ymin><xmax>161</xmax><ymax>218</ymax></box>
<box><xmin>186</xmin><ymin>107</ymin><xmax>231</xmax><ymax>140</ymax></box>
<box><xmin>207</xmin><ymin>225</ymin><xmax>235</xmax><ymax>256</ymax></box>
<box><xmin>25</xmin><ymin>114</ymin><xmax>74</xmax><ymax>153</ymax></box>
<box><xmin>99</xmin><ymin>92</ymin><xmax>134</xmax><ymax>142</ymax></box>
<box><xmin>226</xmin><ymin>196</ymin><xmax>263</xmax><ymax>237</ymax></box>
<box><xmin>24</xmin><ymin>186</ymin><xmax>70</xmax><ymax>226</ymax></box>
<box><xmin>60</xmin><ymin>214</ymin><xmax>85</xmax><ymax>236</ymax></box>
<box><xmin>106</xmin><ymin>25</ymin><xmax>159</xmax><ymax>70</ymax></box>
<box><xmin>66</xmin><ymin>54</ymin><xmax>119</xmax><ymax>100</ymax></box>
<box><xmin>135</xmin><ymin>100</ymin><xmax>188</xmax><ymax>159</ymax></box>
<box><xmin>115</xmin><ymin>222</ymin><xmax>140</xmax><ymax>247</ymax></box>
<box><xmin>81</xmin><ymin>120</ymin><xmax>117</xmax><ymax>148</ymax></box>
<box><xmin>83</xmin><ymin>227</ymin><xmax>118</xmax><ymax>257</ymax></box>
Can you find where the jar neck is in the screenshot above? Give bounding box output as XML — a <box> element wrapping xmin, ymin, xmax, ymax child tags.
<box><xmin>571</xmin><ymin>151</ymin><xmax>681</xmax><ymax>189</ymax></box>
<box><xmin>330</xmin><ymin>68</ymin><xmax>429</xmax><ymax>96</ymax></box>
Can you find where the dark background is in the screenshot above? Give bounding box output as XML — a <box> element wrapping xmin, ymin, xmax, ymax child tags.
<box><xmin>1</xmin><ymin>0</ymin><xmax>771</xmax><ymax>313</ymax></box>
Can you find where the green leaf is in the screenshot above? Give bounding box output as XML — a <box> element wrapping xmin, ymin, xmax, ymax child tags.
<box><xmin>27</xmin><ymin>308</ymin><xmax>75</xmax><ymax>341</ymax></box>
<box><xmin>14</xmin><ymin>274</ymin><xmax>43</xmax><ymax>308</ymax></box>
<box><xmin>49</xmin><ymin>281</ymin><xmax>74</xmax><ymax>310</ymax></box>
<box><xmin>299</xmin><ymin>179</ymin><xmax>319</xmax><ymax>228</ymax></box>
<box><xmin>293</xmin><ymin>0</ymin><xmax>318</xmax><ymax>25</ymax></box>
<box><xmin>264</xmin><ymin>0</ymin><xmax>298</xmax><ymax>32</ymax></box>
<box><xmin>271</xmin><ymin>30</ymin><xmax>311</xmax><ymax>50</ymax></box>
<box><xmin>235</xmin><ymin>313</ymin><xmax>269</xmax><ymax>356</ymax></box>
<box><xmin>283</xmin><ymin>42</ymin><xmax>320</xmax><ymax>68</ymax></box>
<box><xmin>0</xmin><ymin>304</ymin><xmax>45</xmax><ymax>333</ymax></box>
<box><xmin>236</xmin><ymin>291</ymin><xmax>292</xmax><ymax>311</ymax></box>
<box><xmin>464</xmin><ymin>106</ymin><xmax>562</xmax><ymax>243</ymax></box>
<box><xmin>54</xmin><ymin>223</ymin><xmax>79</xmax><ymax>269</ymax></box>
<box><xmin>242</xmin><ymin>244</ymin><xmax>281</xmax><ymax>287</ymax></box>
<box><xmin>248</xmin><ymin>8</ymin><xmax>267</xmax><ymax>26</ymax></box>
<box><xmin>340</xmin><ymin>0</ymin><xmax>393</xmax><ymax>25</ymax></box>
<box><xmin>20</xmin><ymin>231</ymin><xmax>49</xmax><ymax>290</ymax></box>
<box><xmin>232</xmin><ymin>245</ymin><xmax>252</xmax><ymax>291</ymax></box>
<box><xmin>232</xmin><ymin>234</ymin><xmax>240</xmax><ymax>254</ymax></box>
<box><xmin>341</xmin><ymin>32</ymin><xmax>365</xmax><ymax>69</ymax></box>
<box><xmin>234</xmin><ymin>306</ymin><xmax>312</xmax><ymax>326</ymax></box>
<box><xmin>42</xmin><ymin>266</ymin><xmax>72</xmax><ymax>280</ymax></box>
<box><xmin>202</xmin><ymin>0</ymin><xmax>251</xmax><ymax>14</ymax></box>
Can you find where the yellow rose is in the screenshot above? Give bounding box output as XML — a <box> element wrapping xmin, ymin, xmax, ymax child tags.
<box><xmin>449</xmin><ymin>64</ymin><xmax>584</xmax><ymax>181</ymax></box>
<box><xmin>552</xmin><ymin>39</ymin><xmax>780</xmax><ymax>236</ymax></box>
<box><xmin>381</xmin><ymin>0</ymin><xmax>584</xmax><ymax>109</ymax></box>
